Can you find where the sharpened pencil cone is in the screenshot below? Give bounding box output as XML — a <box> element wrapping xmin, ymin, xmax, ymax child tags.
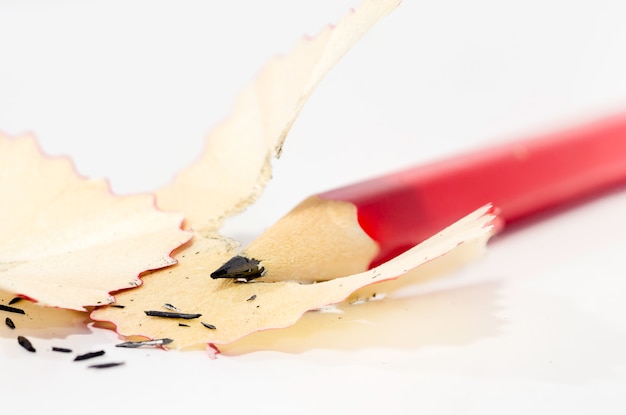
<box><xmin>210</xmin><ymin>255</ymin><xmax>265</xmax><ymax>282</ymax></box>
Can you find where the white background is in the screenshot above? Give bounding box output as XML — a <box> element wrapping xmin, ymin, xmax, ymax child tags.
<box><xmin>1</xmin><ymin>0</ymin><xmax>626</xmax><ymax>413</ymax></box>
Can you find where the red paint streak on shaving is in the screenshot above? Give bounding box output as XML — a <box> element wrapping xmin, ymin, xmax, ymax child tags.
<box><xmin>206</xmin><ymin>343</ymin><xmax>220</xmax><ymax>359</ymax></box>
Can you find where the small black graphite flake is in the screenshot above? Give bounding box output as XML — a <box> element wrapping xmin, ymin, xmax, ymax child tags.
<box><xmin>74</xmin><ymin>350</ymin><xmax>105</xmax><ymax>361</ymax></box>
<box><xmin>115</xmin><ymin>338</ymin><xmax>173</xmax><ymax>348</ymax></box>
<box><xmin>179</xmin><ymin>323</ymin><xmax>190</xmax><ymax>327</ymax></box>
<box><xmin>17</xmin><ymin>336</ymin><xmax>36</xmax><ymax>352</ymax></box>
<box><xmin>52</xmin><ymin>347</ymin><xmax>73</xmax><ymax>353</ymax></box>
<box><xmin>0</xmin><ymin>304</ymin><xmax>25</xmax><ymax>315</ymax></box>
<box><xmin>163</xmin><ymin>303</ymin><xmax>181</xmax><ymax>312</ymax></box>
<box><xmin>88</xmin><ymin>362</ymin><xmax>125</xmax><ymax>369</ymax></box>
<box><xmin>246</xmin><ymin>294</ymin><xmax>257</xmax><ymax>302</ymax></box>
<box><xmin>201</xmin><ymin>322</ymin><xmax>217</xmax><ymax>330</ymax></box>
<box><xmin>8</xmin><ymin>297</ymin><xmax>22</xmax><ymax>305</ymax></box>
<box><xmin>5</xmin><ymin>317</ymin><xmax>15</xmax><ymax>329</ymax></box>
<box><xmin>110</xmin><ymin>305</ymin><xmax>125</xmax><ymax>309</ymax></box>
<box><xmin>144</xmin><ymin>310</ymin><xmax>201</xmax><ymax>319</ymax></box>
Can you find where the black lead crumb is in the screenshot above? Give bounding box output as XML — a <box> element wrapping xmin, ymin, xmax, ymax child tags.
<box><xmin>0</xmin><ymin>304</ymin><xmax>25</xmax><ymax>314</ymax></box>
<box><xmin>74</xmin><ymin>350</ymin><xmax>105</xmax><ymax>361</ymax></box>
<box><xmin>17</xmin><ymin>335</ymin><xmax>36</xmax><ymax>352</ymax></box>
<box><xmin>8</xmin><ymin>297</ymin><xmax>22</xmax><ymax>305</ymax></box>
<box><xmin>116</xmin><ymin>338</ymin><xmax>173</xmax><ymax>348</ymax></box>
<box><xmin>179</xmin><ymin>323</ymin><xmax>190</xmax><ymax>327</ymax></box>
<box><xmin>144</xmin><ymin>310</ymin><xmax>201</xmax><ymax>319</ymax></box>
<box><xmin>88</xmin><ymin>362</ymin><xmax>125</xmax><ymax>369</ymax></box>
<box><xmin>110</xmin><ymin>305</ymin><xmax>125</xmax><ymax>309</ymax></box>
<box><xmin>52</xmin><ymin>346</ymin><xmax>73</xmax><ymax>353</ymax></box>
<box><xmin>246</xmin><ymin>294</ymin><xmax>257</xmax><ymax>302</ymax></box>
<box><xmin>5</xmin><ymin>317</ymin><xmax>15</xmax><ymax>329</ymax></box>
<box><xmin>201</xmin><ymin>322</ymin><xmax>217</xmax><ymax>330</ymax></box>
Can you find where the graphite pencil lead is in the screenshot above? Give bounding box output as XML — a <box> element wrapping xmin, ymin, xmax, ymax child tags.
<box><xmin>0</xmin><ymin>304</ymin><xmax>26</xmax><ymax>314</ymax></box>
<box><xmin>17</xmin><ymin>336</ymin><xmax>36</xmax><ymax>352</ymax></box>
<box><xmin>144</xmin><ymin>310</ymin><xmax>201</xmax><ymax>319</ymax></box>
<box><xmin>210</xmin><ymin>255</ymin><xmax>265</xmax><ymax>282</ymax></box>
<box><xmin>74</xmin><ymin>350</ymin><xmax>105</xmax><ymax>361</ymax></box>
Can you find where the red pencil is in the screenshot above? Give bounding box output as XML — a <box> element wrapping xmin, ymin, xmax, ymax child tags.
<box><xmin>211</xmin><ymin>113</ymin><xmax>626</xmax><ymax>283</ymax></box>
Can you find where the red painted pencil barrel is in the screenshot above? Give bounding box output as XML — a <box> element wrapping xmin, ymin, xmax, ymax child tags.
<box><xmin>320</xmin><ymin>114</ymin><xmax>626</xmax><ymax>267</ymax></box>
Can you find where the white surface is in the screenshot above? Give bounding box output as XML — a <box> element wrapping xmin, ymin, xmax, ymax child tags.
<box><xmin>1</xmin><ymin>1</ymin><xmax>626</xmax><ymax>413</ymax></box>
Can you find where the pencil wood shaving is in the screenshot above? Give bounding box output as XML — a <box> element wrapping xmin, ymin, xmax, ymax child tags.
<box><xmin>0</xmin><ymin>133</ymin><xmax>191</xmax><ymax>311</ymax></box>
<box><xmin>155</xmin><ymin>0</ymin><xmax>402</xmax><ymax>231</ymax></box>
<box><xmin>92</xmin><ymin>205</ymin><xmax>496</xmax><ymax>349</ymax></box>
<box><xmin>89</xmin><ymin>0</ymin><xmax>411</xmax><ymax>349</ymax></box>
<box><xmin>0</xmin><ymin>290</ymin><xmax>88</xmax><ymax>336</ymax></box>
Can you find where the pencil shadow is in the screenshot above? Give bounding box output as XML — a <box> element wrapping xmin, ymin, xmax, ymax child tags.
<box><xmin>0</xmin><ymin>291</ymin><xmax>90</xmax><ymax>339</ymax></box>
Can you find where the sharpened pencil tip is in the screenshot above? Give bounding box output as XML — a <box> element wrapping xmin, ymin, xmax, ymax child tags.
<box><xmin>210</xmin><ymin>255</ymin><xmax>265</xmax><ymax>282</ymax></box>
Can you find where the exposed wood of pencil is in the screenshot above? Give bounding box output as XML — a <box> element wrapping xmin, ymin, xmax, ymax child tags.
<box><xmin>214</xmin><ymin>113</ymin><xmax>626</xmax><ymax>282</ymax></box>
<box><xmin>234</xmin><ymin>196</ymin><xmax>379</xmax><ymax>283</ymax></box>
